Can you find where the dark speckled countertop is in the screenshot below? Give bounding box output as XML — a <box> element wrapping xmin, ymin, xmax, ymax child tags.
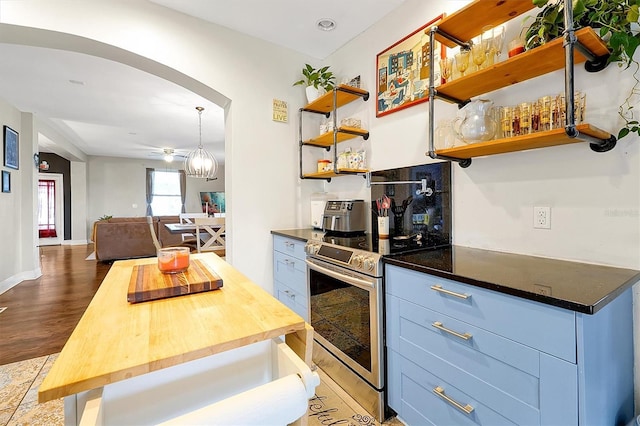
<box><xmin>271</xmin><ymin>228</ymin><xmax>320</xmax><ymax>242</ymax></box>
<box><xmin>384</xmin><ymin>246</ymin><xmax>640</xmax><ymax>314</ymax></box>
<box><xmin>271</xmin><ymin>229</ymin><xmax>640</xmax><ymax>315</ymax></box>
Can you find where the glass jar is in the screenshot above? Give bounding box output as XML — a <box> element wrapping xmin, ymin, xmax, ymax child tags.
<box><xmin>157</xmin><ymin>247</ymin><xmax>190</xmax><ymax>274</ymax></box>
<box><xmin>434</xmin><ymin>119</ymin><xmax>456</xmax><ymax>149</ymax></box>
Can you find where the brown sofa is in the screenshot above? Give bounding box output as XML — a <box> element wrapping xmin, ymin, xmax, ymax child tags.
<box><xmin>93</xmin><ymin>216</ymin><xmax>184</xmax><ymax>261</ymax></box>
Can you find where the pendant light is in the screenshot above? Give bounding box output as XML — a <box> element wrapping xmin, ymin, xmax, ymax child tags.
<box><xmin>184</xmin><ymin>106</ymin><xmax>217</xmax><ymax>178</ymax></box>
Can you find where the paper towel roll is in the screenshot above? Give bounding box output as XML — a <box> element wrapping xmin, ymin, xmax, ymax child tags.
<box><xmin>158</xmin><ymin>373</ymin><xmax>308</xmax><ymax>426</ymax></box>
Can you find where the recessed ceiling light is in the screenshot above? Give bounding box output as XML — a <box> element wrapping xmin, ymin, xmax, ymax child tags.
<box><xmin>68</xmin><ymin>79</ymin><xmax>85</xmax><ymax>85</ymax></box>
<box><xmin>317</xmin><ymin>18</ymin><xmax>336</xmax><ymax>32</ymax></box>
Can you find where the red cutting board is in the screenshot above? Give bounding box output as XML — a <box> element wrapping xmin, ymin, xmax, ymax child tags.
<box><xmin>127</xmin><ymin>259</ymin><xmax>223</xmax><ymax>303</ymax></box>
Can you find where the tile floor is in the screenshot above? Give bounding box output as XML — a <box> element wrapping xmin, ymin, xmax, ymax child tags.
<box><xmin>1</xmin><ymin>353</ymin><xmax>403</xmax><ymax>426</ymax></box>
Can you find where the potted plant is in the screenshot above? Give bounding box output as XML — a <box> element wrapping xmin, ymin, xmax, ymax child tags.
<box><xmin>524</xmin><ymin>0</ymin><xmax>640</xmax><ymax>139</ymax></box>
<box><xmin>293</xmin><ymin>63</ymin><xmax>336</xmax><ymax>102</ymax></box>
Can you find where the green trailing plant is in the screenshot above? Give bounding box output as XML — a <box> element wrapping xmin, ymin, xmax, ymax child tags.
<box><xmin>98</xmin><ymin>214</ymin><xmax>113</xmax><ymax>221</ymax></box>
<box><xmin>293</xmin><ymin>64</ymin><xmax>336</xmax><ymax>92</ymax></box>
<box><xmin>525</xmin><ymin>0</ymin><xmax>640</xmax><ymax>139</ymax></box>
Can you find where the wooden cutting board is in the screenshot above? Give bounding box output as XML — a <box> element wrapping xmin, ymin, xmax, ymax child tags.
<box><xmin>127</xmin><ymin>259</ymin><xmax>223</xmax><ymax>303</ymax></box>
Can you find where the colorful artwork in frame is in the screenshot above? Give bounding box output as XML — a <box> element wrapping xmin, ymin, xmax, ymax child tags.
<box><xmin>3</xmin><ymin>125</ymin><xmax>18</xmax><ymax>170</ymax></box>
<box><xmin>200</xmin><ymin>191</ymin><xmax>225</xmax><ymax>214</ymax></box>
<box><xmin>376</xmin><ymin>14</ymin><xmax>445</xmax><ymax>117</ymax></box>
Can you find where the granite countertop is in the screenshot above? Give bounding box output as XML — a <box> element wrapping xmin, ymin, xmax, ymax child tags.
<box><xmin>271</xmin><ymin>228</ymin><xmax>320</xmax><ymax>242</ymax></box>
<box><xmin>271</xmin><ymin>229</ymin><xmax>640</xmax><ymax>315</ymax></box>
<box><xmin>384</xmin><ymin>246</ymin><xmax>640</xmax><ymax>314</ymax></box>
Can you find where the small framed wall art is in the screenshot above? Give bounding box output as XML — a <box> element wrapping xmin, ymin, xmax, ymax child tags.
<box><xmin>4</xmin><ymin>125</ymin><xmax>18</xmax><ymax>170</ymax></box>
<box><xmin>2</xmin><ymin>170</ymin><xmax>10</xmax><ymax>193</ymax></box>
<box><xmin>376</xmin><ymin>14</ymin><xmax>445</xmax><ymax>117</ymax></box>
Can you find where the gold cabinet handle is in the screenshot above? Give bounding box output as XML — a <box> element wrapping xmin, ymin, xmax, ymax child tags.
<box><xmin>432</xmin><ymin>321</ymin><xmax>472</xmax><ymax>341</ymax></box>
<box><xmin>430</xmin><ymin>284</ymin><xmax>470</xmax><ymax>299</ymax></box>
<box><xmin>433</xmin><ymin>386</ymin><xmax>474</xmax><ymax>414</ymax></box>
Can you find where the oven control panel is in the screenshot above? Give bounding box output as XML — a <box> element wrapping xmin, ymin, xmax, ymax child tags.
<box><xmin>305</xmin><ymin>240</ymin><xmax>382</xmax><ymax>277</ymax></box>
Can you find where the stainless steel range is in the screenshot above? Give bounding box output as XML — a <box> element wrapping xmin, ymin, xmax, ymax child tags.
<box><xmin>304</xmin><ymin>235</ymin><xmax>387</xmax><ymax>421</ymax></box>
<box><xmin>304</xmin><ymin>162</ymin><xmax>452</xmax><ymax>422</ymax></box>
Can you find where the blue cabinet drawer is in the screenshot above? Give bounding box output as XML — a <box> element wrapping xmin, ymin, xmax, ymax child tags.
<box><xmin>273</xmin><ymin>235</ymin><xmax>306</xmax><ymax>260</ymax></box>
<box><xmin>388</xmin><ymin>349</ymin><xmax>533</xmax><ymax>425</ymax></box>
<box><xmin>276</xmin><ymin>283</ymin><xmax>308</xmax><ymax>320</ymax></box>
<box><xmin>385</xmin><ymin>265</ymin><xmax>576</xmax><ymax>362</ymax></box>
<box><xmin>387</xmin><ymin>295</ymin><xmax>541</xmax><ymax>424</ymax></box>
<box><xmin>273</xmin><ymin>250</ymin><xmax>307</xmax><ymax>295</ymax></box>
<box><xmin>387</xmin><ymin>295</ymin><xmax>540</xmax><ymax>412</ymax></box>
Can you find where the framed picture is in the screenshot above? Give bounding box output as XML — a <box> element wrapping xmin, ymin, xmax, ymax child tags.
<box><xmin>4</xmin><ymin>125</ymin><xmax>18</xmax><ymax>169</ymax></box>
<box><xmin>376</xmin><ymin>14</ymin><xmax>446</xmax><ymax>117</ymax></box>
<box><xmin>200</xmin><ymin>191</ymin><xmax>225</xmax><ymax>214</ymax></box>
<box><xmin>2</xmin><ymin>170</ymin><xmax>10</xmax><ymax>193</ymax></box>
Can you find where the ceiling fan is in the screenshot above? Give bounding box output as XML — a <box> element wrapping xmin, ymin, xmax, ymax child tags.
<box><xmin>149</xmin><ymin>148</ymin><xmax>187</xmax><ymax>163</ymax></box>
<box><xmin>148</xmin><ymin>148</ymin><xmax>218</xmax><ymax>181</ymax></box>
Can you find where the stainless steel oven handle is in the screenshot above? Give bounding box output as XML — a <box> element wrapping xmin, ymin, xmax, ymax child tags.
<box><xmin>305</xmin><ymin>259</ymin><xmax>374</xmax><ymax>290</ymax></box>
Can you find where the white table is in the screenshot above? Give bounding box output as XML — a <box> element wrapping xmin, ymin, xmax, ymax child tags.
<box><xmin>164</xmin><ymin>220</ymin><xmax>225</xmax><ymax>253</ymax></box>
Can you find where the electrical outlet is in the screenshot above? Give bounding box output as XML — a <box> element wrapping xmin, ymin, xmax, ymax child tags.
<box><xmin>533</xmin><ymin>206</ymin><xmax>551</xmax><ymax>229</ymax></box>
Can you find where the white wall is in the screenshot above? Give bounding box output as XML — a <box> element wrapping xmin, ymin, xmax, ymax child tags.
<box><xmin>86</xmin><ymin>156</ymin><xmax>225</xmax><ymax>227</ymax></box>
<box><xmin>0</xmin><ymin>100</ymin><xmax>42</xmax><ymax>293</ymax></box>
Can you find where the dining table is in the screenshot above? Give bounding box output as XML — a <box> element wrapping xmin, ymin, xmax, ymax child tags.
<box><xmin>164</xmin><ymin>217</ymin><xmax>225</xmax><ymax>252</ymax></box>
<box><xmin>38</xmin><ymin>252</ymin><xmax>312</xmax><ymax>425</ymax></box>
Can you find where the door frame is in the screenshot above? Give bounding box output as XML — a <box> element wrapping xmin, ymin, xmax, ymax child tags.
<box><xmin>38</xmin><ymin>173</ymin><xmax>64</xmax><ymax>246</ymax></box>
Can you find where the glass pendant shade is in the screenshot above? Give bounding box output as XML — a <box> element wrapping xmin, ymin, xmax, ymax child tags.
<box><xmin>184</xmin><ymin>106</ymin><xmax>218</xmax><ymax>179</ymax></box>
<box><xmin>184</xmin><ymin>147</ymin><xmax>217</xmax><ymax>178</ymax></box>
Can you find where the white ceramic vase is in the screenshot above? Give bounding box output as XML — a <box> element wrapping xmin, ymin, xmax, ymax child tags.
<box><xmin>305</xmin><ymin>86</ymin><xmax>320</xmax><ymax>103</ymax></box>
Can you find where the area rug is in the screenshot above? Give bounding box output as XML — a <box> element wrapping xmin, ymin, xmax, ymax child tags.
<box><xmin>84</xmin><ymin>251</ymin><xmax>96</xmax><ymax>261</ymax></box>
<box><xmin>307</xmin><ymin>374</ymin><xmax>403</xmax><ymax>426</ymax></box>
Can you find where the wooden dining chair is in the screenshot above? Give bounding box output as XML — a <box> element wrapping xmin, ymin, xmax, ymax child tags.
<box><xmin>179</xmin><ymin>212</ymin><xmax>208</xmax><ymax>243</ymax></box>
<box><xmin>194</xmin><ymin>217</ymin><xmax>226</xmax><ymax>255</ymax></box>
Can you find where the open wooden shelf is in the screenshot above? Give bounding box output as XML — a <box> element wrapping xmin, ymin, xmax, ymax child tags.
<box><xmin>437</xmin><ymin>27</ymin><xmax>610</xmax><ymax>102</ymax></box>
<box><xmin>434</xmin><ymin>0</ymin><xmax>535</xmax><ymax>48</ymax></box>
<box><xmin>304</xmin><ymin>126</ymin><xmax>369</xmax><ymax>147</ymax></box>
<box><xmin>303</xmin><ymin>84</ymin><xmax>369</xmax><ymax>114</ymax></box>
<box><xmin>302</xmin><ymin>168</ymin><xmax>369</xmax><ymax>179</ymax></box>
<box><xmin>435</xmin><ymin>124</ymin><xmax>611</xmax><ymax>159</ymax></box>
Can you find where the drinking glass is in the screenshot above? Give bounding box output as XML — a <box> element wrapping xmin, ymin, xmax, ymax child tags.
<box><xmin>500</xmin><ymin>106</ymin><xmax>513</xmax><ymax>138</ymax></box>
<box><xmin>439</xmin><ymin>57</ymin><xmax>453</xmax><ymax>83</ymax></box>
<box><xmin>574</xmin><ymin>91</ymin><xmax>587</xmax><ymax>123</ymax></box>
<box><xmin>512</xmin><ymin>105</ymin><xmax>521</xmax><ymax>136</ymax></box>
<box><xmin>539</xmin><ymin>96</ymin><xmax>552</xmax><ymax>131</ymax></box>
<box><xmin>481</xmin><ymin>26</ymin><xmax>496</xmax><ymax>66</ymax></box>
<box><xmin>435</xmin><ymin>119</ymin><xmax>456</xmax><ymax>149</ymax></box>
<box><xmin>492</xmin><ymin>25</ymin><xmax>506</xmax><ymax>61</ymax></box>
<box><xmin>519</xmin><ymin>102</ymin><xmax>532</xmax><ymax>135</ymax></box>
<box><xmin>455</xmin><ymin>49</ymin><xmax>470</xmax><ymax>77</ymax></box>
<box><xmin>471</xmin><ymin>43</ymin><xmax>486</xmax><ymax>71</ymax></box>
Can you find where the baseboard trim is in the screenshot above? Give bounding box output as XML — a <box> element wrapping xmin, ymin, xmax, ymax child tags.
<box><xmin>0</xmin><ymin>268</ymin><xmax>43</xmax><ymax>295</ymax></box>
<box><xmin>63</xmin><ymin>240</ymin><xmax>90</xmax><ymax>246</ymax></box>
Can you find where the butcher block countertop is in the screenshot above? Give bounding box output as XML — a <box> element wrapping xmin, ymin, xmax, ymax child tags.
<box><xmin>38</xmin><ymin>253</ymin><xmax>308</xmax><ymax>403</ymax></box>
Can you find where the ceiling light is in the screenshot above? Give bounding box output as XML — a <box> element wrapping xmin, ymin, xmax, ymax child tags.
<box><xmin>316</xmin><ymin>18</ymin><xmax>336</xmax><ymax>32</ymax></box>
<box><xmin>163</xmin><ymin>148</ymin><xmax>174</xmax><ymax>163</ymax></box>
<box><xmin>184</xmin><ymin>106</ymin><xmax>217</xmax><ymax>179</ymax></box>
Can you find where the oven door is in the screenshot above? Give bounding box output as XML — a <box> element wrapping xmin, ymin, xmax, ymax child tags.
<box><xmin>306</xmin><ymin>257</ymin><xmax>382</xmax><ymax>388</ymax></box>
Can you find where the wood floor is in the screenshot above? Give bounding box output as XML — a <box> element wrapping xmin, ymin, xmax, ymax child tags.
<box><xmin>0</xmin><ymin>244</ymin><xmax>110</xmax><ymax>366</ymax></box>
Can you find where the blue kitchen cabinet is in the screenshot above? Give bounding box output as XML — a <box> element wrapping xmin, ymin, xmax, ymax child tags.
<box><xmin>273</xmin><ymin>235</ymin><xmax>308</xmax><ymax>321</ymax></box>
<box><xmin>385</xmin><ymin>264</ymin><xmax>633</xmax><ymax>425</ymax></box>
